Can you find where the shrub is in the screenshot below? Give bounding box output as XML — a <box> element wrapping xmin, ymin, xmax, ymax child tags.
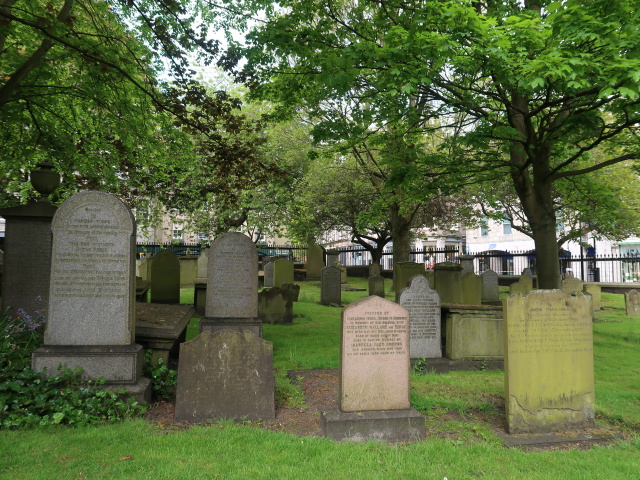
<box><xmin>143</xmin><ymin>351</ymin><xmax>178</xmax><ymax>400</ymax></box>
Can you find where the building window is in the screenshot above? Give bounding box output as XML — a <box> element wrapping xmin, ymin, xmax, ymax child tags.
<box><xmin>172</xmin><ymin>224</ymin><xmax>183</xmax><ymax>240</ymax></box>
<box><xmin>480</xmin><ymin>218</ymin><xmax>489</xmax><ymax>237</ymax></box>
<box><xmin>503</xmin><ymin>219</ymin><xmax>512</xmax><ymax>235</ymax></box>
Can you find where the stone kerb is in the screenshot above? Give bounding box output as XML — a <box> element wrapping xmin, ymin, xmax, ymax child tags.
<box><xmin>399</xmin><ymin>275</ymin><xmax>441</xmax><ymax>359</ymax></box>
<box><xmin>320</xmin><ymin>266</ymin><xmax>342</xmax><ymax>305</ymax></box>
<box><xmin>504</xmin><ymin>290</ymin><xmax>595</xmax><ymax>434</ymax></box>
<box><xmin>175</xmin><ymin>330</ymin><xmax>275</xmax><ymax>422</ymax></box>
<box><xmin>150</xmin><ymin>250</ymin><xmax>181</xmax><ymax>304</ymax></box>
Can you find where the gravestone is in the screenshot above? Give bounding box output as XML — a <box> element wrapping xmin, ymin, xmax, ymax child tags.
<box><xmin>393</xmin><ymin>262</ymin><xmax>425</xmax><ymax>303</ymax></box>
<box><xmin>336</xmin><ymin>261</ymin><xmax>347</xmax><ymax>284</ymax></box>
<box><xmin>326</xmin><ymin>249</ymin><xmax>340</xmax><ymax>267</ymax></box>
<box><xmin>583</xmin><ymin>284</ymin><xmax>601</xmax><ymax>312</ymax></box>
<box><xmin>445</xmin><ymin>305</ymin><xmax>503</xmax><ymax>360</ymax></box>
<box><xmin>320</xmin><ymin>266</ymin><xmax>341</xmax><ymax>305</ymax></box>
<box><xmin>263</xmin><ymin>259</ymin><xmax>276</xmax><ymax>288</ymax></box>
<box><xmin>433</xmin><ymin>262</ymin><xmax>463</xmax><ymax>304</ymax></box>
<box><xmin>521</xmin><ymin>268</ymin><xmax>536</xmax><ymax>288</ymax></box>
<box><xmin>150</xmin><ymin>250</ymin><xmax>180</xmax><ymax>304</ymax></box>
<box><xmin>459</xmin><ymin>255</ymin><xmax>475</xmax><ymax>275</ymax></box>
<box><xmin>368</xmin><ymin>275</ymin><xmax>385</xmax><ymax>298</ymax></box>
<box><xmin>625</xmin><ymin>289</ymin><xmax>640</xmax><ymax>316</ymax></box>
<box><xmin>193</xmin><ymin>249</ymin><xmax>208</xmax><ymax>314</ymax></box>
<box><xmin>196</xmin><ymin>247</ymin><xmax>209</xmax><ymax>280</ymax></box>
<box><xmin>481</xmin><ymin>269</ymin><xmax>500</xmax><ymax>303</ymax></box>
<box><xmin>562</xmin><ymin>276</ymin><xmax>584</xmax><ymax>294</ymax></box>
<box><xmin>175</xmin><ymin>330</ymin><xmax>275</xmax><ymax>422</ymax></box>
<box><xmin>280</xmin><ymin>282</ymin><xmax>300</xmax><ymax>302</ymax></box>
<box><xmin>461</xmin><ymin>272</ymin><xmax>482</xmax><ymax>305</ymax></box>
<box><xmin>510</xmin><ymin>274</ymin><xmax>533</xmax><ymax>296</ymax></box>
<box><xmin>504</xmin><ymin>290</ymin><xmax>594</xmax><ymax>434</ymax></box>
<box><xmin>31</xmin><ymin>191</ymin><xmax>150</xmax><ymax>402</ymax></box>
<box><xmin>399</xmin><ymin>275</ymin><xmax>441</xmax><ymax>359</ymax></box>
<box><xmin>258</xmin><ymin>287</ymin><xmax>293</xmax><ymax>324</ymax></box>
<box><xmin>305</xmin><ymin>243</ymin><xmax>324</xmax><ymax>280</ymax></box>
<box><xmin>321</xmin><ymin>295</ymin><xmax>424</xmax><ymax>442</ymax></box>
<box><xmin>273</xmin><ymin>259</ymin><xmax>294</xmax><ymax>288</ymax></box>
<box><xmin>369</xmin><ymin>263</ymin><xmax>381</xmax><ymax>277</ymax></box>
<box><xmin>200</xmin><ymin>232</ymin><xmax>261</xmax><ymax>336</ymax></box>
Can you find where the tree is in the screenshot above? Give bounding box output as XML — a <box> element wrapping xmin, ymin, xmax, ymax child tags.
<box><xmin>223</xmin><ymin>0</ymin><xmax>640</xmax><ymax>288</ymax></box>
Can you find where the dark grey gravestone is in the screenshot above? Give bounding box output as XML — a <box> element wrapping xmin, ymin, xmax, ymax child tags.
<box><xmin>258</xmin><ymin>287</ymin><xmax>293</xmax><ymax>324</ymax></box>
<box><xmin>369</xmin><ymin>263</ymin><xmax>381</xmax><ymax>277</ymax></box>
<box><xmin>280</xmin><ymin>282</ymin><xmax>300</xmax><ymax>302</ymax></box>
<box><xmin>31</xmin><ymin>191</ymin><xmax>150</xmax><ymax>402</ymax></box>
<box><xmin>399</xmin><ymin>275</ymin><xmax>441</xmax><ymax>359</ymax></box>
<box><xmin>481</xmin><ymin>269</ymin><xmax>499</xmax><ymax>303</ymax></box>
<box><xmin>368</xmin><ymin>275</ymin><xmax>385</xmax><ymax>298</ymax></box>
<box><xmin>174</xmin><ymin>330</ymin><xmax>275</xmax><ymax>422</ymax></box>
<box><xmin>321</xmin><ymin>266</ymin><xmax>342</xmax><ymax>305</ymax></box>
<box><xmin>150</xmin><ymin>250</ymin><xmax>180</xmax><ymax>304</ymax></box>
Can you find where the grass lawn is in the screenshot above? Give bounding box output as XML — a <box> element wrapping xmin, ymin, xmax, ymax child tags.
<box><xmin>1</xmin><ymin>280</ymin><xmax>639</xmax><ymax>479</ymax></box>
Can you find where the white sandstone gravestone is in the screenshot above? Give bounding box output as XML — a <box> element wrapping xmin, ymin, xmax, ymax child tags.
<box><xmin>399</xmin><ymin>275</ymin><xmax>442</xmax><ymax>359</ymax></box>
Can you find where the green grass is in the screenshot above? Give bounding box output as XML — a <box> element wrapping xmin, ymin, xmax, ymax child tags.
<box><xmin>3</xmin><ymin>281</ymin><xmax>639</xmax><ymax>479</ymax></box>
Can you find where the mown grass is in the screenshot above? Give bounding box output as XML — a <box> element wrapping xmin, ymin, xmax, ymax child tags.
<box><xmin>2</xmin><ymin>280</ymin><xmax>639</xmax><ymax>479</ymax></box>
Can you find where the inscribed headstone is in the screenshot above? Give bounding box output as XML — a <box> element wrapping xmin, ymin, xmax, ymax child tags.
<box><xmin>258</xmin><ymin>287</ymin><xmax>293</xmax><ymax>324</ymax></box>
<box><xmin>150</xmin><ymin>250</ymin><xmax>180</xmax><ymax>304</ymax></box>
<box><xmin>340</xmin><ymin>295</ymin><xmax>410</xmax><ymax>412</ymax></box>
<box><xmin>273</xmin><ymin>259</ymin><xmax>294</xmax><ymax>288</ymax></box>
<box><xmin>393</xmin><ymin>262</ymin><xmax>425</xmax><ymax>302</ymax></box>
<box><xmin>399</xmin><ymin>275</ymin><xmax>441</xmax><ymax>359</ymax></box>
<box><xmin>625</xmin><ymin>289</ymin><xmax>640</xmax><ymax>316</ymax></box>
<box><xmin>368</xmin><ymin>275</ymin><xmax>385</xmax><ymax>298</ymax></box>
<box><xmin>461</xmin><ymin>272</ymin><xmax>482</xmax><ymax>305</ymax></box>
<box><xmin>175</xmin><ymin>330</ymin><xmax>275</xmax><ymax>422</ymax></box>
<box><xmin>504</xmin><ymin>290</ymin><xmax>594</xmax><ymax>433</ymax></box>
<box><xmin>481</xmin><ymin>269</ymin><xmax>500</xmax><ymax>303</ymax></box>
<box><xmin>206</xmin><ymin>232</ymin><xmax>258</xmax><ymax>319</ymax></box>
<box><xmin>562</xmin><ymin>276</ymin><xmax>584</xmax><ymax>294</ymax></box>
<box><xmin>433</xmin><ymin>262</ymin><xmax>463</xmax><ymax>304</ymax></box>
<box><xmin>305</xmin><ymin>244</ymin><xmax>324</xmax><ymax>280</ymax></box>
<box><xmin>321</xmin><ymin>266</ymin><xmax>341</xmax><ymax>305</ymax></box>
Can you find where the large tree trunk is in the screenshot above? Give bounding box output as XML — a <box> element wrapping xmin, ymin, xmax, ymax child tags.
<box><xmin>390</xmin><ymin>204</ymin><xmax>412</xmax><ymax>267</ymax></box>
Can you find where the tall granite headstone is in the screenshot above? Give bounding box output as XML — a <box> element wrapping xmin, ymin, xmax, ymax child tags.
<box><xmin>504</xmin><ymin>290</ymin><xmax>594</xmax><ymax>433</ymax></box>
<box><xmin>393</xmin><ymin>262</ymin><xmax>425</xmax><ymax>303</ymax></box>
<box><xmin>175</xmin><ymin>330</ymin><xmax>275</xmax><ymax>422</ymax></box>
<box><xmin>481</xmin><ymin>269</ymin><xmax>500</xmax><ymax>303</ymax></box>
<box><xmin>200</xmin><ymin>232</ymin><xmax>260</xmax><ymax>336</ymax></box>
<box><xmin>150</xmin><ymin>249</ymin><xmax>180</xmax><ymax>304</ymax></box>
<box><xmin>305</xmin><ymin>243</ymin><xmax>324</xmax><ymax>280</ymax></box>
<box><xmin>320</xmin><ymin>266</ymin><xmax>342</xmax><ymax>305</ymax></box>
<box><xmin>31</xmin><ymin>191</ymin><xmax>150</xmax><ymax>401</ymax></box>
<box><xmin>625</xmin><ymin>289</ymin><xmax>640</xmax><ymax>316</ymax></box>
<box><xmin>399</xmin><ymin>275</ymin><xmax>441</xmax><ymax>359</ymax></box>
<box><xmin>321</xmin><ymin>295</ymin><xmax>424</xmax><ymax>442</ymax></box>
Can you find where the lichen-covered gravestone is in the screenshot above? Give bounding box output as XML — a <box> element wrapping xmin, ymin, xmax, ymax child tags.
<box><xmin>320</xmin><ymin>265</ymin><xmax>341</xmax><ymax>305</ymax></box>
<box><xmin>258</xmin><ymin>287</ymin><xmax>293</xmax><ymax>324</ymax></box>
<box><xmin>174</xmin><ymin>330</ymin><xmax>275</xmax><ymax>422</ymax></box>
<box><xmin>273</xmin><ymin>259</ymin><xmax>294</xmax><ymax>288</ymax></box>
<box><xmin>321</xmin><ymin>295</ymin><xmax>424</xmax><ymax>442</ymax></box>
<box><xmin>461</xmin><ymin>271</ymin><xmax>482</xmax><ymax>305</ymax></box>
<box><xmin>305</xmin><ymin>243</ymin><xmax>324</xmax><ymax>280</ymax></box>
<box><xmin>504</xmin><ymin>290</ymin><xmax>594</xmax><ymax>434</ymax></box>
<box><xmin>393</xmin><ymin>262</ymin><xmax>425</xmax><ymax>302</ymax></box>
<box><xmin>280</xmin><ymin>282</ymin><xmax>300</xmax><ymax>302</ymax></box>
<box><xmin>399</xmin><ymin>275</ymin><xmax>441</xmax><ymax>359</ymax></box>
<box><xmin>31</xmin><ymin>191</ymin><xmax>150</xmax><ymax>401</ymax></box>
<box><xmin>625</xmin><ymin>289</ymin><xmax>640</xmax><ymax>316</ymax></box>
<box><xmin>150</xmin><ymin>249</ymin><xmax>180</xmax><ymax>304</ymax></box>
<box><xmin>561</xmin><ymin>276</ymin><xmax>584</xmax><ymax>294</ymax></box>
<box><xmin>433</xmin><ymin>262</ymin><xmax>463</xmax><ymax>304</ymax></box>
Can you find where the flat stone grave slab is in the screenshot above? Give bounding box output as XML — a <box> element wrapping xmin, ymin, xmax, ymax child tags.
<box><xmin>135</xmin><ymin>303</ymin><xmax>194</xmax><ymax>364</ymax></box>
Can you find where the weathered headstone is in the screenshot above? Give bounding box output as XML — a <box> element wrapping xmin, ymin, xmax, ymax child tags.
<box><xmin>481</xmin><ymin>269</ymin><xmax>500</xmax><ymax>303</ymax></box>
<box><xmin>305</xmin><ymin>243</ymin><xmax>324</xmax><ymax>280</ymax></box>
<box><xmin>583</xmin><ymin>284</ymin><xmax>601</xmax><ymax>312</ymax></box>
<box><xmin>201</xmin><ymin>232</ymin><xmax>260</xmax><ymax>336</ymax></box>
<box><xmin>461</xmin><ymin>272</ymin><xmax>482</xmax><ymax>305</ymax></box>
<box><xmin>336</xmin><ymin>261</ymin><xmax>347</xmax><ymax>284</ymax></box>
<box><xmin>445</xmin><ymin>305</ymin><xmax>503</xmax><ymax>360</ymax></box>
<box><xmin>369</xmin><ymin>263</ymin><xmax>381</xmax><ymax>277</ymax></box>
<box><xmin>321</xmin><ymin>295</ymin><xmax>424</xmax><ymax>442</ymax></box>
<box><xmin>273</xmin><ymin>259</ymin><xmax>294</xmax><ymax>288</ymax></box>
<box><xmin>521</xmin><ymin>267</ymin><xmax>536</xmax><ymax>288</ymax></box>
<box><xmin>399</xmin><ymin>275</ymin><xmax>441</xmax><ymax>359</ymax></box>
<box><xmin>150</xmin><ymin>250</ymin><xmax>180</xmax><ymax>304</ymax></box>
<box><xmin>280</xmin><ymin>282</ymin><xmax>300</xmax><ymax>302</ymax></box>
<box><xmin>625</xmin><ymin>289</ymin><xmax>640</xmax><ymax>316</ymax></box>
<box><xmin>504</xmin><ymin>290</ymin><xmax>594</xmax><ymax>434</ymax></box>
<box><xmin>433</xmin><ymin>262</ymin><xmax>463</xmax><ymax>304</ymax></box>
<box><xmin>175</xmin><ymin>330</ymin><xmax>275</xmax><ymax>422</ymax></box>
<box><xmin>459</xmin><ymin>254</ymin><xmax>475</xmax><ymax>275</ymax></box>
<box><xmin>393</xmin><ymin>262</ymin><xmax>425</xmax><ymax>303</ymax></box>
<box><xmin>263</xmin><ymin>259</ymin><xmax>276</xmax><ymax>288</ymax></box>
<box><xmin>562</xmin><ymin>276</ymin><xmax>584</xmax><ymax>294</ymax></box>
<box><xmin>326</xmin><ymin>249</ymin><xmax>340</xmax><ymax>267</ymax></box>
<box><xmin>510</xmin><ymin>274</ymin><xmax>533</xmax><ymax>296</ymax></box>
<box><xmin>258</xmin><ymin>287</ymin><xmax>293</xmax><ymax>324</ymax></box>
<box><xmin>196</xmin><ymin>247</ymin><xmax>209</xmax><ymax>280</ymax></box>
<box><xmin>368</xmin><ymin>275</ymin><xmax>385</xmax><ymax>298</ymax></box>
<box><xmin>320</xmin><ymin>266</ymin><xmax>341</xmax><ymax>305</ymax></box>
<box><xmin>31</xmin><ymin>191</ymin><xmax>150</xmax><ymax>401</ymax></box>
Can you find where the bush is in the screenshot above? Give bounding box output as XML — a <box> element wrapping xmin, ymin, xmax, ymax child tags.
<box><xmin>143</xmin><ymin>351</ymin><xmax>178</xmax><ymax>400</ymax></box>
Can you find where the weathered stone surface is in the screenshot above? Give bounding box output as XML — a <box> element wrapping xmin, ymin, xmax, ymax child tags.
<box><xmin>509</xmin><ymin>274</ymin><xmax>532</xmax><ymax>296</ymax></box>
<box><xmin>135</xmin><ymin>303</ymin><xmax>193</xmax><ymax>364</ymax></box>
<box><xmin>481</xmin><ymin>269</ymin><xmax>500</xmax><ymax>303</ymax></box>
<box><xmin>258</xmin><ymin>287</ymin><xmax>293</xmax><ymax>324</ymax></box>
<box><xmin>399</xmin><ymin>275</ymin><xmax>441</xmax><ymax>359</ymax></box>
<box><xmin>444</xmin><ymin>305</ymin><xmax>503</xmax><ymax>360</ymax></box>
<box><xmin>206</xmin><ymin>232</ymin><xmax>258</xmax><ymax>319</ymax></box>
<box><xmin>196</xmin><ymin>247</ymin><xmax>209</xmax><ymax>280</ymax></box>
<box><xmin>150</xmin><ymin>250</ymin><xmax>180</xmax><ymax>304</ymax></box>
<box><xmin>368</xmin><ymin>275</ymin><xmax>385</xmax><ymax>298</ymax></box>
<box><xmin>273</xmin><ymin>259</ymin><xmax>294</xmax><ymax>288</ymax></box>
<box><xmin>461</xmin><ymin>272</ymin><xmax>482</xmax><ymax>305</ymax></box>
<box><xmin>583</xmin><ymin>284</ymin><xmax>601</xmax><ymax>312</ymax></box>
<box><xmin>305</xmin><ymin>244</ymin><xmax>324</xmax><ymax>280</ymax></box>
<box><xmin>321</xmin><ymin>408</ymin><xmax>425</xmax><ymax>443</ymax></box>
<box><xmin>280</xmin><ymin>282</ymin><xmax>300</xmax><ymax>302</ymax></box>
<box><xmin>337</xmin><ymin>262</ymin><xmax>347</xmax><ymax>284</ymax></box>
<box><xmin>340</xmin><ymin>295</ymin><xmax>410</xmax><ymax>412</ymax></box>
<box><xmin>174</xmin><ymin>330</ymin><xmax>275</xmax><ymax>422</ymax></box>
<box><xmin>459</xmin><ymin>255</ymin><xmax>475</xmax><ymax>275</ymax></box>
<box><xmin>562</xmin><ymin>276</ymin><xmax>584</xmax><ymax>294</ymax></box>
<box><xmin>625</xmin><ymin>289</ymin><xmax>640</xmax><ymax>316</ymax></box>
<box><xmin>263</xmin><ymin>260</ymin><xmax>276</xmax><ymax>288</ymax></box>
<box><xmin>369</xmin><ymin>263</ymin><xmax>381</xmax><ymax>277</ymax></box>
<box><xmin>393</xmin><ymin>262</ymin><xmax>425</xmax><ymax>303</ymax></box>
<box><xmin>326</xmin><ymin>249</ymin><xmax>340</xmax><ymax>267</ymax></box>
<box><xmin>504</xmin><ymin>290</ymin><xmax>595</xmax><ymax>434</ymax></box>
<box><xmin>321</xmin><ymin>266</ymin><xmax>341</xmax><ymax>305</ymax></box>
<box><xmin>433</xmin><ymin>262</ymin><xmax>463</xmax><ymax>304</ymax></box>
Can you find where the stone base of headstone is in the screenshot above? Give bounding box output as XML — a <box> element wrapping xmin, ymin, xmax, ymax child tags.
<box><xmin>32</xmin><ymin>343</ymin><xmax>151</xmax><ymax>403</ymax></box>
<box><xmin>193</xmin><ymin>279</ymin><xmax>207</xmax><ymax>315</ymax></box>
<box><xmin>199</xmin><ymin>317</ymin><xmax>262</xmax><ymax>337</ymax></box>
<box><xmin>410</xmin><ymin>357</ymin><xmax>503</xmax><ymax>373</ymax></box>
<box><xmin>444</xmin><ymin>305</ymin><xmax>503</xmax><ymax>360</ymax></box>
<box><xmin>321</xmin><ymin>408</ymin><xmax>425</xmax><ymax>443</ymax></box>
